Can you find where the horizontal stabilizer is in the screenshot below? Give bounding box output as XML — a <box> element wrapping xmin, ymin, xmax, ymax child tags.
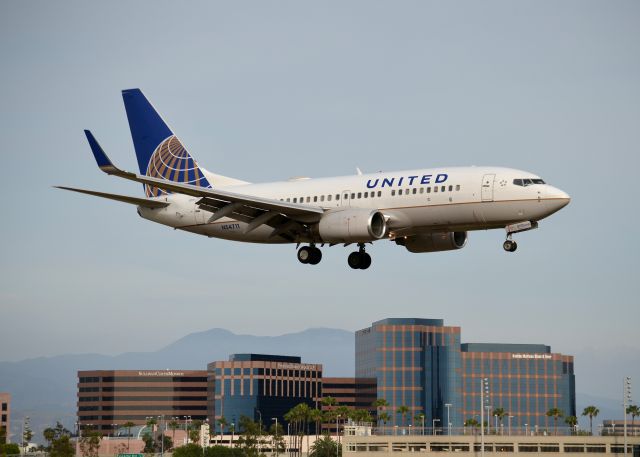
<box><xmin>54</xmin><ymin>186</ymin><xmax>169</xmax><ymax>209</ymax></box>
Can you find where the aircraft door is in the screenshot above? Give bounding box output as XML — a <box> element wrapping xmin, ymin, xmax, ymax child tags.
<box><xmin>481</xmin><ymin>174</ymin><xmax>495</xmax><ymax>202</ymax></box>
<box><xmin>341</xmin><ymin>190</ymin><xmax>351</xmax><ymax>207</ymax></box>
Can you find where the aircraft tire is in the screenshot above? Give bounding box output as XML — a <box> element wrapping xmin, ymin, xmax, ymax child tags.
<box><xmin>309</xmin><ymin>247</ymin><xmax>322</xmax><ymax>265</ymax></box>
<box><xmin>297</xmin><ymin>246</ymin><xmax>312</xmax><ymax>264</ymax></box>
<box><xmin>348</xmin><ymin>252</ymin><xmax>362</xmax><ymax>269</ymax></box>
<box><xmin>359</xmin><ymin>252</ymin><xmax>372</xmax><ymax>270</ymax></box>
<box><xmin>503</xmin><ymin>240</ymin><xmax>517</xmax><ymax>252</ymax></box>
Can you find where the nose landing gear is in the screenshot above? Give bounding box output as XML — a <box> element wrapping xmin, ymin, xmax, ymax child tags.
<box><xmin>297</xmin><ymin>245</ymin><xmax>322</xmax><ymax>265</ymax></box>
<box><xmin>348</xmin><ymin>244</ymin><xmax>372</xmax><ymax>270</ymax></box>
<box><xmin>503</xmin><ymin>238</ymin><xmax>518</xmax><ymax>252</ymax></box>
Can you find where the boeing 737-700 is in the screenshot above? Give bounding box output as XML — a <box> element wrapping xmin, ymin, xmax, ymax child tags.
<box><xmin>58</xmin><ymin>89</ymin><xmax>571</xmax><ymax>270</ymax></box>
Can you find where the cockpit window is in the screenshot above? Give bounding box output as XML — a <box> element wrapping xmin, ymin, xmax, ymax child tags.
<box><xmin>514</xmin><ymin>178</ymin><xmax>545</xmax><ymax>186</ymax></box>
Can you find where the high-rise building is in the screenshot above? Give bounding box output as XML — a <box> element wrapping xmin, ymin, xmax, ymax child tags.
<box><xmin>207</xmin><ymin>354</ymin><xmax>322</xmax><ymax>433</ymax></box>
<box><xmin>77</xmin><ymin>370</ymin><xmax>207</xmax><ymax>433</ymax></box>
<box><xmin>0</xmin><ymin>393</ymin><xmax>10</xmax><ymax>442</ymax></box>
<box><xmin>321</xmin><ymin>377</ymin><xmax>377</xmax><ymax>432</ymax></box>
<box><xmin>356</xmin><ymin>318</ymin><xmax>575</xmax><ymax>430</ymax></box>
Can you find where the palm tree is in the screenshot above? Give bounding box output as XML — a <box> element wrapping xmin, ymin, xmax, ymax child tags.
<box><xmin>582</xmin><ymin>406</ymin><xmax>599</xmax><ymax>436</ymax></box>
<box><xmin>397</xmin><ymin>405</ymin><xmax>410</xmax><ymax>430</ymax></box>
<box><xmin>372</xmin><ymin>399</ymin><xmax>389</xmax><ymax>427</ymax></box>
<box><xmin>123</xmin><ymin>421</ymin><xmax>135</xmax><ymax>451</ymax></box>
<box><xmin>218</xmin><ymin>416</ymin><xmax>228</xmax><ymax>437</ymax></box>
<box><xmin>464</xmin><ymin>418</ymin><xmax>479</xmax><ymax>436</ymax></box>
<box><xmin>309</xmin><ymin>408</ymin><xmax>323</xmax><ymax>439</ymax></box>
<box><xmin>378</xmin><ymin>412</ymin><xmax>391</xmax><ymax>430</ymax></box>
<box><xmin>565</xmin><ymin>416</ymin><xmax>578</xmax><ymax>435</ymax></box>
<box><xmin>546</xmin><ymin>408</ymin><xmax>564</xmax><ymax>435</ymax></box>
<box><xmin>322</xmin><ymin>397</ymin><xmax>337</xmax><ymax>408</ymax></box>
<box><xmin>492</xmin><ymin>408</ymin><xmax>506</xmax><ymax>434</ymax></box>
<box><xmin>168</xmin><ymin>420</ymin><xmax>179</xmax><ymax>444</ymax></box>
<box><xmin>627</xmin><ymin>405</ymin><xmax>640</xmax><ymax>433</ymax></box>
<box><xmin>414</xmin><ymin>414</ymin><xmax>425</xmax><ymax>434</ymax></box>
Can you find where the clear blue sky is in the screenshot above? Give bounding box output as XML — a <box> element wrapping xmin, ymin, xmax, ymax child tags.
<box><xmin>1</xmin><ymin>1</ymin><xmax>638</xmax><ymax>400</ymax></box>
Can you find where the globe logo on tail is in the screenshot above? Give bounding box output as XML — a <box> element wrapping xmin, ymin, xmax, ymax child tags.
<box><xmin>144</xmin><ymin>135</ymin><xmax>211</xmax><ymax>197</ymax></box>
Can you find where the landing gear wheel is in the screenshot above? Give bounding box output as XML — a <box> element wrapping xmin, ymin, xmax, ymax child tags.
<box><xmin>348</xmin><ymin>252</ymin><xmax>362</xmax><ymax>269</ymax></box>
<box><xmin>359</xmin><ymin>252</ymin><xmax>372</xmax><ymax>270</ymax></box>
<box><xmin>308</xmin><ymin>247</ymin><xmax>322</xmax><ymax>265</ymax></box>
<box><xmin>297</xmin><ymin>246</ymin><xmax>312</xmax><ymax>264</ymax></box>
<box><xmin>503</xmin><ymin>240</ymin><xmax>518</xmax><ymax>252</ymax></box>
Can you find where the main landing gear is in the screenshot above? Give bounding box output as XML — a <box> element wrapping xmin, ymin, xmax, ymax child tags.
<box><xmin>503</xmin><ymin>238</ymin><xmax>518</xmax><ymax>252</ymax></box>
<box><xmin>348</xmin><ymin>244</ymin><xmax>372</xmax><ymax>270</ymax></box>
<box><xmin>297</xmin><ymin>245</ymin><xmax>322</xmax><ymax>265</ymax></box>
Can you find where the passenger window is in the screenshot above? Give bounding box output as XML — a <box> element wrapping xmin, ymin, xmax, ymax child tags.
<box><xmin>364</xmin><ymin>192</ymin><xmax>368</xmax><ymax>198</ymax></box>
<box><xmin>427</xmin><ymin>187</ymin><xmax>431</xmax><ymax>193</ymax></box>
<box><xmin>306</xmin><ymin>197</ymin><xmax>310</xmax><ymax>203</ymax></box>
<box><xmin>293</xmin><ymin>198</ymin><xmax>297</xmax><ymax>203</ymax></box>
<box><xmin>412</xmin><ymin>188</ymin><xmax>417</xmax><ymax>194</ymax></box>
<box><xmin>336</xmin><ymin>194</ymin><xmax>340</xmax><ymax>200</ymax></box>
<box><xmin>357</xmin><ymin>192</ymin><xmax>361</xmax><ymax>199</ymax></box>
<box><xmin>328</xmin><ymin>195</ymin><xmax>332</xmax><ymax>201</ymax></box>
<box><xmin>286</xmin><ymin>198</ymin><xmax>290</xmax><ymax>202</ymax></box>
<box><xmin>456</xmin><ymin>185</ymin><xmax>460</xmax><ymax>191</ymax></box>
<box><xmin>320</xmin><ymin>195</ymin><xmax>325</xmax><ymax>202</ymax></box>
<box><xmin>391</xmin><ymin>190</ymin><xmax>396</xmax><ymax>196</ymax></box>
<box><xmin>378</xmin><ymin>191</ymin><xmax>382</xmax><ymax>197</ymax></box>
<box><xmin>441</xmin><ymin>186</ymin><xmax>446</xmax><ymax>192</ymax></box>
<box><xmin>351</xmin><ymin>193</ymin><xmax>355</xmax><ymax>199</ymax></box>
<box><xmin>344</xmin><ymin>193</ymin><xmax>349</xmax><ymax>200</ymax></box>
<box><xmin>313</xmin><ymin>196</ymin><xmax>318</xmax><ymax>202</ymax></box>
<box><xmin>434</xmin><ymin>186</ymin><xmax>438</xmax><ymax>192</ymax></box>
<box><xmin>399</xmin><ymin>189</ymin><xmax>403</xmax><ymax>195</ymax></box>
<box><xmin>420</xmin><ymin>188</ymin><xmax>424</xmax><ymax>194</ymax></box>
<box><xmin>448</xmin><ymin>185</ymin><xmax>453</xmax><ymax>192</ymax></box>
<box><xmin>406</xmin><ymin>188</ymin><xmax>410</xmax><ymax>196</ymax></box>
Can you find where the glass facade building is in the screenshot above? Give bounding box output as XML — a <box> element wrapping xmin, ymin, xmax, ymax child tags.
<box><xmin>207</xmin><ymin>354</ymin><xmax>322</xmax><ymax>433</ymax></box>
<box><xmin>356</xmin><ymin>318</ymin><xmax>575</xmax><ymax>430</ymax></box>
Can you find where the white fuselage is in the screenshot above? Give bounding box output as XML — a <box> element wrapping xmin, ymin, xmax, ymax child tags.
<box><xmin>137</xmin><ymin>166</ymin><xmax>570</xmax><ymax>244</ymax></box>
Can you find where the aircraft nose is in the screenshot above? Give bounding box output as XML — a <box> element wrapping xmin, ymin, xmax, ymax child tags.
<box><xmin>546</xmin><ymin>186</ymin><xmax>571</xmax><ymax>210</ymax></box>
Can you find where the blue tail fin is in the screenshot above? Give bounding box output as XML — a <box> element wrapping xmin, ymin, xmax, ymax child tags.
<box><xmin>122</xmin><ymin>88</ymin><xmax>211</xmax><ymax>197</ymax></box>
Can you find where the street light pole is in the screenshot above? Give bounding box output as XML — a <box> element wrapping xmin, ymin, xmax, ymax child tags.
<box><xmin>336</xmin><ymin>414</ymin><xmax>341</xmax><ymax>457</ymax></box>
<box><xmin>623</xmin><ymin>377</ymin><xmax>632</xmax><ymax>456</ymax></box>
<box><xmin>508</xmin><ymin>416</ymin><xmax>514</xmax><ymax>436</ymax></box>
<box><xmin>481</xmin><ymin>378</ymin><xmax>489</xmax><ymax>457</ymax></box>
<box><xmin>272</xmin><ymin>418</ymin><xmax>279</xmax><ymax>457</ymax></box>
<box><xmin>432</xmin><ymin>419</ymin><xmax>440</xmax><ymax>436</ymax></box>
<box><xmin>445</xmin><ymin>404</ymin><xmax>452</xmax><ymax>436</ymax></box>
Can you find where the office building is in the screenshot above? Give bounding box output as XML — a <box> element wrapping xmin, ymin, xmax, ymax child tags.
<box><xmin>322</xmin><ymin>377</ymin><xmax>377</xmax><ymax>432</ymax></box>
<box><xmin>77</xmin><ymin>370</ymin><xmax>207</xmax><ymax>433</ymax></box>
<box><xmin>0</xmin><ymin>393</ymin><xmax>10</xmax><ymax>442</ymax></box>
<box><xmin>356</xmin><ymin>318</ymin><xmax>575</xmax><ymax>430</ymax></box>
<box><xmin>207</xmin><ymin>354</ymin><xmax>322</xmax><ymax>433</ymax></box>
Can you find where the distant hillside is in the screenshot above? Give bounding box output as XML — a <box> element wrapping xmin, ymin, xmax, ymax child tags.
<box><xmin>0</xmin><ymin>327</ymin><xmax>354</xmax><ymax>443</ymax></box>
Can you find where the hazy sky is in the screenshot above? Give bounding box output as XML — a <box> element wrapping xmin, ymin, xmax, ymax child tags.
<box><xmin>1</xmin><ymin>1</ymin><xmax>638</xmax><ymax>400</ymax></box>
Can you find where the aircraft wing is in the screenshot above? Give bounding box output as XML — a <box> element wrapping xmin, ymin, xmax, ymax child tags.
<box><xmin>83</xmin><ymin>131</ymin><xmax>325</xmax><ymax>235</ymax></box>
<box><xmin>54</xmin><ymin>186</ymin><xmax>170</xmax><ymax>209</ymax></box>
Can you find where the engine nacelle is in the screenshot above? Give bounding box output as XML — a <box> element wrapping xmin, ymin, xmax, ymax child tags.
<box><xmin>395</xmin><ymin>231</ymin><xmax>468</xmax><ymax>253</ymax></box>
<box><xmin>313</xmin><ymin>209</ymin><xmax>387</xmax><ymax>243</ymax></box>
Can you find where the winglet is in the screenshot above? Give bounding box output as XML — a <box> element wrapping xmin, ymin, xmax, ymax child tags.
<box><xmin>84</xmin><ymin>130</ymin><xmax>118</xmax><ymax>174</ymax></box>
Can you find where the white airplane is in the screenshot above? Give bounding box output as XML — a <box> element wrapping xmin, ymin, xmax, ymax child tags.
<box><xmin>58</xmin><ymin>89</ymin><xmax>571</xmax><ymax>270</ymax></box>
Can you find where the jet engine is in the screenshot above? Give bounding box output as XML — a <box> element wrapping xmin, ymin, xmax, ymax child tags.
<box><xmin>395</xmin><ymin>231</ymin><xmax>467</xmax><ymax>253</ymax></box>
<box><xmin>313</xmin><ymin>209</ymin><xmax>387</xmax><ymax>243</ymax></box>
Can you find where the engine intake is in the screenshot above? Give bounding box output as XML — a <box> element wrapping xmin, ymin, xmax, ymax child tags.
<box><xmin>396</xmin><ymin>231</ymin><xmax>467</xmax><ymax>253</ymax></box>
<box><xmin>314</xmin><ymin>209</ymin><xmax>387</xmax><ymax>243</ymax></box>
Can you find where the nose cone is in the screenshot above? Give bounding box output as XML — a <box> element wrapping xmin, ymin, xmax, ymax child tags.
<box><xmin>546</xmin><ymin>186</ymin><xmax>571</xmax><ymax>212</ymax></box>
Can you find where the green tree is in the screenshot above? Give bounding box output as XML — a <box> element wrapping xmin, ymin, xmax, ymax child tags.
<box><xmin>169</xmin><ymin>420</ymin><xmax>180</xmax><ymax>447</ymax></box>
<box><xmin>627</xmin><ymin>405</ymin><xmax>640</xmax><ymax>429</ymax></box>
<box><xmin>565</xmin><ymin>416</ymin><xmax>578</xmax><ymax>435</ymax></box>
<box><xmin>43</xmin><ymin>423</ymin><xmax>74</xmax><ymax>457</ymax></box>
<box><xmin>2</xmin><ymin>443</ymin><xmax>21</xmax><ymax>455</ymax></box>
<box><xmin>378</xmin><ymin>412</ymin><xmax>391</xmax><ymax>428</ymax></box>
<box><xmin>492</xmin><ymin>408</ymin><xmax>506</xmax><ymax>434</ymax></box>
<box><xmin>546</xmin><ymin>408</ymin><xmax>564</xmax><ymax>435</ymax></box>
<box><xmin>268</xmin><ymin>422</ymin><xmax>285</xmax><ymax>456</ymax></box>
<box><xmin>464</xmin><ymin>418</ymin><xmax>479</xmax><ymax>435</ymax></box>
<box><xmin>122</xmin><ymin>421</ymin><xmax>136</xmax><ymax>451</ymax></box>
<box><xmin>22</xmin><ymin>417</ymin><xmax>33</xmax><ymax>452</ymax></box>
<box><xmin>414</xmin><ymin>414</ymin><xmax>425</xmax><ymax>433</ymax></box>
<box><xmin>309</xmin><ymin>434</ymin><xmax>340</xmax><ymax>457</ymax></box>
<box><xmin>235</xmin><ymin>416</ymin><xmax>261</xmax><ymax>457</ymax></box>
<box><xmin>396</xmin><ymin>405</ymin><xmax>410</xmax><ymax>428</ymax></box>
<box><xmin>581</xmin><ymin>406</ymin><xmax>599</xmax><ymax>436</ymax></box>
<box><xmin>372</xmin><ymin>399</ymin><xmax>389</xmax><ymax>427</ymax></box>
<box><xmin>189</xmin><ymin>420</ymin><xmax>203</xmax><ymax>445</ymax></box>
<box><xmin>173</xmin><ymin>443</ymin><xmax>204</xmax><ymax>457</ymax></box>
<box><xmin>309</xmin><ymin>408</ymin><xmax>323</xmax><ymax>439</ymax></box>
<box><xmin>79</xmin><ymin>426</ymin><xmax>102</xmax><ymax>457</ymax></box>
<box><xmin>321</xmin><ymin>397</ymin><xmax>337</xmax><ymax>408</ymax></box>
<box><xmin>218</xmin><ymin>417</ymin><xmax>228</xmax><ymax>437</ymax></box>
<box><xmin>204</xmin><ymin>445</ymin><xmax>244</xmax><ymax>457</ymax></box>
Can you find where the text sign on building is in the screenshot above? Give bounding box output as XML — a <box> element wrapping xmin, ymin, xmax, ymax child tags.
<box><xmin>276</xmin><ymin>363</ymin><xmax>317</xmax><ymax>370</ymax></box>
<box><xmin>137</xmin><ymin>371</ymin><xmax>185</xmax><ymax>376</ymax></box>
<box><xmin>511</xmin><ymin>354</ymin><xmax>552</xmax><ymax>359</ymax></box>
